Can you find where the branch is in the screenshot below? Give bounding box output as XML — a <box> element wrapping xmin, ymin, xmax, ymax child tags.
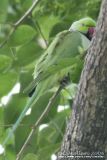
<box><xmin>0</xmin><ymin>0</ymin><xmax>40</xmax><ymax>48</ymax></box>
<box><xmin>16</xmin><ymin>85</ymin><xmax>63</xmax><ymax>160</ymax></box>
<box><xmin>30</xmin><ymin>18</ymin><xmax>48</xmax><ymax>48</ymax></box>
<box><xmin>14</xmin><ymin>0</ymin><xmax>39</xmax><ymax>27</ymax></box>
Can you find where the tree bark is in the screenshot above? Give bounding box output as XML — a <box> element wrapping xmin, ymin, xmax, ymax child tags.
<box><xmin>57</xmin><ymin>0</ymin><xmax>107</xmax><ymax>159</ymax></box>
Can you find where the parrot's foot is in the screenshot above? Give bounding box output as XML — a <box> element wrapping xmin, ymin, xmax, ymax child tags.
<box><xmin>60</xmin><ymin>73</ymin><xmax>70</xmax><ymax>88</ymax></box>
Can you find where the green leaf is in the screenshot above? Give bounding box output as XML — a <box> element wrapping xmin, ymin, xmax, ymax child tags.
<box><xmin>22</xmin><ymin>153</ymin><xmax>38</xmax><ymax>160</ymax></box>
<box><xmin>0</xmin><ymin>0</ymin><xmax>8</xmax><ymax>22</ymax></box>
<box><xmin>1</xmin><ymin>144</ymin><xmax>16</xmax><ymax>160</ymax></box>
<box><xmin>4</xmin><ymin>94</ymin><xmax>28</xmax><ymax>125</ymax></box>
<box><xmin>0</xmin><ymin>55</ymin><xmax>12</xmax><ymax>72</ymax></box>
<box><xmin>15</xmin><ymin>117</ymin><xmax>39</xmax><ymax>153</ymax></box>
<box><xmin>21</xmin><ymin>0</ymin><xmax>33</xmax><ymax>11</ymax></box>
<box><xmin>38</xmin><ymin>15</ymin><xmax>59</xmax><ymax>39</ymax></box>
<box><xmin>0</xmin><ymin>72</ymin><xmax>18</xmax><ymax>97</ymax></box>
<box><xmin>48</xmin><ymin>110</ymin><xmax>70</xmax><ymax>142</ymax></box>
<box><xmin>0</xmin><ymin>108</ymin><xmax>4</xmax><ymax>142</ymax></box>
<box><xmin>49</xmin><ymin>22</ymin><xmax>69</xmax><ymax>38</ymax></box>
<box><xmin>16</xmin><ymin>41</ymin><xmax>43</xmax><ymax>66</ymax></box>
<box><xmin>0</xmin><ymin>45</ymin><xmax>12</xmax><ymax>57</ymax></box>
<box><xmin>37</xmin><ymin>143</ymin><xmax>60</xmax><ymax>160</ymax></box>
<box><xmin>8</xmin><ymin>25</ymin><xmax>36</xmax><ymax>47</ymax></box>
<box><xmin>30</xmin><ymin>91</ymin><xmax>59</xmax><ymax>123</ymax></box>
<box><xmin>37</xmin><ymin>109</ymin><xmax>70</xmax><ymax>150</ymax></box>
<box><xmin>62</xmin><ymin>83</ymin><xmax>78</xmax><ymax>100</ymax></box>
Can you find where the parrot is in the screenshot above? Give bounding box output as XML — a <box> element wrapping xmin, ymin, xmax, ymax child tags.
<box><xmin>28</xmin><ymin>17</ymin><xmax>96</xmax><ymax>96</ymax></box>
<box><xmin>3</xmin><ymin>17</ymin><xmax>96</xmax><ymax>146</ymax></box>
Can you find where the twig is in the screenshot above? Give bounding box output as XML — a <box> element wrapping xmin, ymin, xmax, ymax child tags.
<box><xmin>16</xmin><ymin>85</ymin><xmax>63</xmax><ymax>160</ymax></box>
<box><xmin>31</xmin><ymin>18</ymin><xmax>48</xmax><ymax>47</ymax></box>
<box><xmin>0</xmin><ymin>0</ymin><xmax>40</xmax><ymax>48</ymax></box>
<box><xmin>14</xmin><ymin>0</ymin><xmax>39</xmax><ymax>27</ymax></box>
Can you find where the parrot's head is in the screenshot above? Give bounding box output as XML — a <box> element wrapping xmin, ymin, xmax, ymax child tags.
<box><xmin>69</xmin><ymin>17</ymin><xmax>96</xmax><ymax>40</ymax></box>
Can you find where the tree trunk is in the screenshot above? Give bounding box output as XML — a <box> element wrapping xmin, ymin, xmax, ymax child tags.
<box><xmin>57</xmin><ymin>0</ymin><xmax>107</xmax><ymax>159</ymax></box>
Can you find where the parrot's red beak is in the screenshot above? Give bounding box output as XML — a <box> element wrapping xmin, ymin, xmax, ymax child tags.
<box><xmin>87</xmin><ymin>27</ymin><xmax>95</xmax><ymax>40</ymax></box>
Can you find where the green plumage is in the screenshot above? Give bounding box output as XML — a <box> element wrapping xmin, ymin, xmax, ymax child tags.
<box><xmin>27</xmin><ymin>30</ymin><xmax>90</xmax><ymax>93</ymax></box>
<box><xmin>70</xmin><ymin>17</ymin><xmax>96</xmax><ymax>33</ymax></box>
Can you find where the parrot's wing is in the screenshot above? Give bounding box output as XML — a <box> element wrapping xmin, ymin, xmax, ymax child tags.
<box><xmin>34</xmin><ymin>31</ymin><xmax>90</xmax><ymax>79</ymax></box>
<box><xmin>24</xmin><ymin>30</ymin><xmax>69</xmax><ymax>93</ymax></box>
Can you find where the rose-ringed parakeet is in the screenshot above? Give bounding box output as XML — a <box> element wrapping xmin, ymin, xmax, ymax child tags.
<box><xmin>3</xmin><ymin>17</ymin><xmax>96</xmax><ymax>146</ymax></box>
<box><xmin>28</xmin><ymin>17</ymin><xmax>96</xmax><ymax>96</ymax></box>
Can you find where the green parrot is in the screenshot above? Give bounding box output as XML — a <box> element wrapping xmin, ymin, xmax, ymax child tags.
<box><xmin>3</xmin><ymin>17</ymin><xmax>96</xmax><ymax>146</ymax></box>
<box><xmin>28</xmin><ymin>17</ymin><xmax>96</xmax><ymax>96</ymax></box>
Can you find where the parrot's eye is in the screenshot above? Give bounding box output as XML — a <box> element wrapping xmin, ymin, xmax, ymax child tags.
<box><xmin>82</xmin><ymin>23</ymin><xmax>85</xmax><ymax>26</ymax></box>
<box><xmin>82</xmin><ymin>23</ymin><xmax>91</xmax><ymax>27</ymax></box>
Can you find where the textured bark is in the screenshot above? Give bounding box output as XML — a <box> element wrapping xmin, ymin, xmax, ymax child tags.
<box><xmin>57</xmin><ymin>0</ymin><xmax>107</xmax><ymax>159</ymax></box>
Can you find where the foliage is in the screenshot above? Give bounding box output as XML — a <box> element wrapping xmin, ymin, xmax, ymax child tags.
<box><xmin>0</xmin><ymin>0</ymin><xmax>100</xmax><ymax>159</ymax></box>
